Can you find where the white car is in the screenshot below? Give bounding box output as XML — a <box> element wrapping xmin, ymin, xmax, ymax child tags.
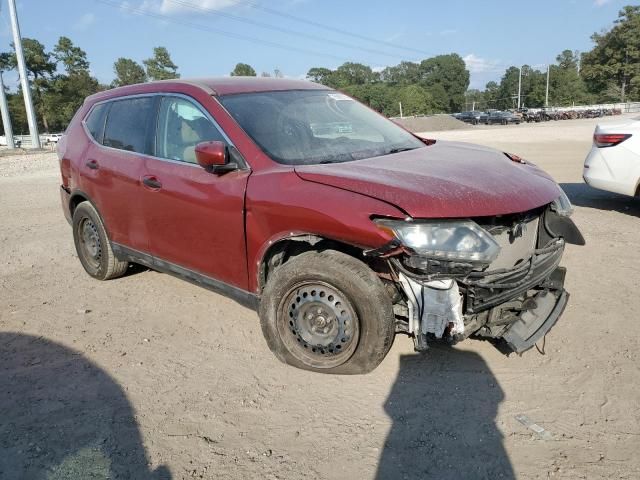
<box><xmin>43</xmin><ymin>133</ymin><xmax>63</xmax><ymax>144</ymax></box>
<box><xmin>583</xmin><ymin>119</ymin><xmax>639</xmax><ymax>196</ymax></box>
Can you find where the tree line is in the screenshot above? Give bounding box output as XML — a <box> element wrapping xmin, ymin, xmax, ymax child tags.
<box><xmin>0</xmin><ymin>5</ymin><xmax>637</xmax><ymax>134</ymax></box>
<box><xmin>295</xmin><ymin>6</ymin><xmax>639</xmax><ymax>116</ymax></box>
<box><xmin>0</xmin><ymin>39</ymin><xmax>180</xmax><ymax>134</ymax></box>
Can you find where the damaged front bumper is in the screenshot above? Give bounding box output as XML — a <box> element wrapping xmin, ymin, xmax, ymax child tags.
<box><xmin>376</xmin><ymin>207</ymin><xmax>582</xmax><ymax>355</ymax></box>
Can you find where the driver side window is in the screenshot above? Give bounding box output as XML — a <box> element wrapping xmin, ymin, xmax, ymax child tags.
<box><xmin>155</xmin><ymin>97</ymin><xmax>226</xmax><ymax>164</ymax></box>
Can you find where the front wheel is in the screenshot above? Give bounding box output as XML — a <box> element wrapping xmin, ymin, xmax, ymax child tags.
<box><xmin>259</xmin><ymin>250</ymin><xmax>395</xmax><ymax>374</ymax></box>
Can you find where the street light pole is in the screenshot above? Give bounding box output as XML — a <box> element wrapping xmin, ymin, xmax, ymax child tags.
<box><xmin>545</xmin><ymin>64</ymin><xmax>550</xmax><ymax>108</ymax></box>
<box><xmin>517</xmin><ymin>66</ymin><xmax>522</xmax><ymax>110</ymax></box>
<box><xmin>7</xmin><ymin>0</ymin><xmax>40</xmax><ymax>149</ymax></box>
<box><xmin>0</xmin><ymin>71</ymin><xmax>15</xmax><ymax>148</ymax></box>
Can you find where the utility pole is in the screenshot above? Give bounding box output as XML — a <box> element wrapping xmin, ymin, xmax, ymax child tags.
<box><xmin>0</xmin><ymin>71</ymin><xmax>15</xmax><ymax>148</ymax></box>
<box><xmin>8</xmin><ymin>0</ymin><xmax>40</xmax><ymax>149</ymax></box>
<box><xmin>517</xmin><ymin>66</ymin><xmax>522</xmax><ymax>110</ymax></box>
<box><xmin>545</xmin><ymin>64</ymin><xmax>550</xmax><ymax>108</ymax></box>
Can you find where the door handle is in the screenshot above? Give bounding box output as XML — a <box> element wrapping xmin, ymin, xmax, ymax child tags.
<box><xmin>142</xmin><ymin>176</ymin><xmax>162</xmax><ymax>190</ymax></box>
<box><xmin>86</xmin><ymin>159</ymin><xmax>99</xmax><ymax>170</ymax></box>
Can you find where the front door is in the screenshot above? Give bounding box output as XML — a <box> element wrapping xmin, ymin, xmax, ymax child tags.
<box><xmin>142</xmin><ymin>95</ymin><xmax>250</xmax><ymax>290</ymax></box>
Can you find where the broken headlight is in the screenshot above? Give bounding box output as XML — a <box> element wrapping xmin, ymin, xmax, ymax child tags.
<box><xmin>375</xmin><ymin>219</ymin><xmax>501</xmax><ymax>264</ymax></box>
<box><xmin>550</xmin><ymin>189</ymin><xmax>574</xmax><ymax>217</ymax></box>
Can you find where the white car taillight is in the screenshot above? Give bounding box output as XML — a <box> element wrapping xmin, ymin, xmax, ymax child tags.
<box><xmin>593</xmin><ymin>133</ymin><xmax>632</xmax><ymax>148</ymax></box>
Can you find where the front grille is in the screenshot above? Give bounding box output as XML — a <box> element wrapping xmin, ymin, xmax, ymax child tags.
<box><xmin>487</xmin><ymin>216</ymin><xmax>540</xmax><ymax>270</ymax></box>
<box><xmin>462</xmin><ymin>238</ymin><xmax>564</xmax><ymax>314</ymax></box>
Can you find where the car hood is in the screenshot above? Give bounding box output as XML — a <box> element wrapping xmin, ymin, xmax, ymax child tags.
<box><xmin>294</xmin><ymin>141</ymin><xmax>562</xmax><ymax>218</ymax></box>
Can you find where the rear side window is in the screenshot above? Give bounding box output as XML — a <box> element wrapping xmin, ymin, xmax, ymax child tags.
<box><xmin>103</xmin><ymin>97</ymin><xmax>156</xmax><ymax>154</ymax></box>
<box><xmin>84</xmin><ymin>103</ymin><xmax>108</xmax><ymax>143</ymax></box>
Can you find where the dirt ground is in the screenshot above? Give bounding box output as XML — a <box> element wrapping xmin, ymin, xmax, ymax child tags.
<box><xmin>1</xmin><ymin>115</ymin><xmax>639</xmax><ymax>479</ymax></box>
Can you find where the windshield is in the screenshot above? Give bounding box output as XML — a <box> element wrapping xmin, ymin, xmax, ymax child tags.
<box><xmin>219</xmin><ymin>90</ymin><xmax>425</xmax><ymax>165</ymax></box>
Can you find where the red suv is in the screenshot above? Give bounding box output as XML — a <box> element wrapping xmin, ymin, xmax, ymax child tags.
<box><xmin>58</xmin><ymin>78</ymin><xmax>584</xmax><ymax>374</ymax></box>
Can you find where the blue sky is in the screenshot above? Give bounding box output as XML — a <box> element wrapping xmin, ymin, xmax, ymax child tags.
<box><xmin>0</xmin><ymin>0</ymin><xmax>628</xmax><ymax>90</ymax></box>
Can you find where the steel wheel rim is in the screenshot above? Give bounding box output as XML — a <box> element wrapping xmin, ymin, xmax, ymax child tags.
<box><xmin>78</xmin><ymin>217</ymin><xmax>101</xmax><ymax>270</ymax></box>
<box><xmin>278</xmin><ymin>281</ymin><xmax>360</xmax><ymax>369</ymax></box>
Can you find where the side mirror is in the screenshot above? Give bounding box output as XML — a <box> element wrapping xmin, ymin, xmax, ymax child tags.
<box><xmin>195</xmin><ymin>141</ymin><xmax>238</xmax><ymax>174</ymax></box>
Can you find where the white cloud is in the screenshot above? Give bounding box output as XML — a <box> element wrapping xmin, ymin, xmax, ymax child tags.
<box><xmin>594</xmin><ymin>0</ymin><xmax>613</xmax><ymax>6</ymax></box>
<box><xmin>74</xmin><ymin>13</ymin><xmax>96</xmax><ymax>31</ymax></box>
<box><xmin>120</xmin><ymin>0</ymin><xmax>236</xmax><ymax>15</ymax></box>
<box><xmin>159</xmin><ymin>0</ymin><xmax>237</xmax><ymax>14</ymax></box>
<box><xmin>463</xmin><ymin>54</ymin><xmax>503</xmax><ymax>74</ymax></box>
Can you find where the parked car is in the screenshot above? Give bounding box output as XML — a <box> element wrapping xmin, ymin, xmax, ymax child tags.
<box><xmin>58</xmin><ymin>78</ymin><xmax>584</xmax><ymax>374</ymax></box>
<box><xmin>43</xmin><ymin>133</ymin><xmax>63</xmax><ymax>144</ymax></box>
<box><xmin>583</xmin><ymin>119</ymin><xmax>639</xmax><ymax>196</ymax></box>
<box><xmin>484</xmin><ymin>111</ymin><xmax>521</xmax><ymax>125</ymax></box>
<box><xmin>0</xmin><ymin>135</ymin><xmax>21</xmax><ymax>147</ymax></box>
<box><xmin>457</xmin><ymin>111</ymin><xmax>485</xmax><ymax>125</ymax></box>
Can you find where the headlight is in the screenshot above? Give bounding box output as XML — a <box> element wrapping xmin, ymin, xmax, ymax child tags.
<box><xmin>551</xmin><ymin>189</ymin><xmax>573</xmax><ymax>217</ymax></box>
<box><xmin>375</xmin><ymin>219</ymin><xmax>500</xmax><ymax>263</ymax></box>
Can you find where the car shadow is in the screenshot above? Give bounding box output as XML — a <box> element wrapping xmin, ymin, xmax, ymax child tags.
<box><xmin>561</xmin><ymin>182</ymin><xmax>640</xmax><ymax>218</ymax></box>
<box><xmin>0</xmin><ymin>332</ymin><xmax>170</xmax><ymax>480</ymax></box>
<box><xmin>376</xmin><ymin>347</ymin><xmax>514</xmax><ymax>480</ymax></box>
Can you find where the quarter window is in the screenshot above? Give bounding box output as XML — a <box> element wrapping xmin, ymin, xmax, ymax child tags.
<box><xmin>103</xmin><ymin>97</ymin><xmax>156</xmax><ymax>154</ymax></box>
<box><xmin>156</xmin><ymin>97</ymin><xmax>226</xmax><ymax>164</ymax></box>
<box><xmin>84</xmin><ymin>103</ymin><xmax>108</xmax><ymax>143</ymax></box>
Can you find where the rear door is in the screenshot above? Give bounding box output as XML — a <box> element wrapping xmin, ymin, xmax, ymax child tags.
<box><xmin>142</xmin><ymin>95</ymin><xmax>250</xmax><ymax>289</ymax></box>
<box><xmin>82</xmin><ymin>96</ymin><xmax>158</xmax><ymax>252</ymax></box>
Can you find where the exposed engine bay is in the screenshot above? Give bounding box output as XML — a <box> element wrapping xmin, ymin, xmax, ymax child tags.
<box><xmin>367</xmin><ymin>203</ymin><xmax>585</xmax><ymax>354</ymax></box>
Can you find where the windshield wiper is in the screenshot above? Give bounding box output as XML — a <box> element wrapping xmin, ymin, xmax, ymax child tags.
<box><xmin>386</xmin><ymin>147</ymin><xmax>418</xmax><ymax>155</ymax></box>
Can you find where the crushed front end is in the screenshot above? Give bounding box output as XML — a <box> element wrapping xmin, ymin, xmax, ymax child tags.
<box><xmin>369</xmin><ymin>193</ymin><xmax>584</xmax><ymax>354</ymax></box>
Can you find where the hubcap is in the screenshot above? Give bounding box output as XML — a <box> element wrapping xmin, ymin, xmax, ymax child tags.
<box><xmin>280</xmin><ymin>282</ymin><xmax>359</xmax><ymax>368</ymax></box>
<box><xmin>78</xmin><ymin>218</ymin><xmax>101</xmax><ymax>269</ymax></box>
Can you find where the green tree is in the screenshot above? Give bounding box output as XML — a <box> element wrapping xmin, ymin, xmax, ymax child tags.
<box><xmin>43</xmin><ymin>72</ymin><xmax>101</xmax><ymax>131</ymax></box>
<box><xmin>380</xmin><ymin>61</ymin><xmax>420</xmax><ymax>85</ymax></box>
<box><xmin>306</xmin><ymin>67</ymin><xmax>334</xmax><ymax>85</ymax></box>
<box><xmin>483</xmin><ymin>81</ymin><xmax>499</xmax><ymax>109</ymax></box>
<box><xmin>3</xmin><ymin>38</ymin><xmax>56</xmax><ymax>131</ymax></box>
<box><xmin>581</xmin><ymin>6</ymin><xmax>640</xmax><ymax>102</ymax></box>
<box><xmin>230</xmin><ymin>63</ymin><xmax>256</xmax><ymax>76</ymax></box>
<box><xmin>333</xmin><ymin>62</ymin><xmax>377</xmax><ymax>86</ymax></box>
<box><xmin>7</xmin><ymin>38</ymin><xmax>56</xmax><ymax>80</ymax></box>
<box><xmin>53</xmin><ymin>36</ymin><xmax>89</xmax><ymax>75</ymax></box>
<box><xmin>143</xmin><ymin>47</ymin><xmax>179</xmax><ymax>81</ymax></box>
<box><xmin>396</xmin><ymin>84</ymin><xmax>433</xmax><ymax>116</ymax></box>
<box><xmin>419</xmin><ymin>54</ymin><xmax>470</xmax><ymax>111</ymax></box>
<box><xmin>8</xmin><ymin>91</ymin><xmax>29</xmax><ymax>134</ymax></box>
<box><xmin>343</xmin><ymin>83</ymin><xmax>394</xmax><ymax>115</ymax></box>
<box><xmin>548</xmin><ymin>50</ymin><xmax>592</xmax><ymax>106</ymax></box>
<box><xmin>112</xmin><ymin>58</ymin><xmax>147</xmax><ymax>87</ymax></box>
<box><xmin>464</xmin><ymin>89</ymin><xmax>485</xmax><ymax>111</ymax></box>
<box><xmin>495</xmin><ymin>66</ymin><xmax>520</xmax><ymax>109</ymax></box>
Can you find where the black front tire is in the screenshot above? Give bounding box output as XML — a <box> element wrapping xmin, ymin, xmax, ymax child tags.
<box><xmin>259</xmin><ymin>250</ymin><xmax>395</xmax><ymax>374</ymax></box>
<box><xmin>72</xmin><ymin>202</ymin><xmax>129</xmax><ymax>280</ymax></box>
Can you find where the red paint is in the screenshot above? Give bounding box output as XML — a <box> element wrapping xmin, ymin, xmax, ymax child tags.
<box><xmin>60</xmin><ymin>78</ymin><xmax>564</xmax><ymax>296</ymax></box>
<box><xmin>295</xmin><ymin>141</ymin><xmax>562</xmax><ymax>219</ymax></box>
<box><xmin>194</xmin><ymin>141</ymin><xmax>227</xmax><ymax>168</ymax></box>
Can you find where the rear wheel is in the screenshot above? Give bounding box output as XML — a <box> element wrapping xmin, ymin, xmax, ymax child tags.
<box><xmin>259</xmin><ymin>250</ymin><xmax>395</xmax><ymax>374</ymax></box>
<box><xmin>72</xmin><ymin>202</ymin><xmax>129</xmax><ymax>280</ymax></box>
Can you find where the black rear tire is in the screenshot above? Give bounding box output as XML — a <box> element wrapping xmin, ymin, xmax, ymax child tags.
<box><xmin>72</xmin><ymin>202</ymin><xmax>129</xmax><ymax>280</ymax></box>
<box><xmin>259</xmin><ymin>250</ymin><xmax>395</xmax><ymax>374</ymax></box>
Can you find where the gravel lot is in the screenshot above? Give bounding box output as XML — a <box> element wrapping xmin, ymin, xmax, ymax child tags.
<box><xmin>1</xmin><ymin>116</ymin><xmax>639</xmax><ymax>479</ymax></box>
